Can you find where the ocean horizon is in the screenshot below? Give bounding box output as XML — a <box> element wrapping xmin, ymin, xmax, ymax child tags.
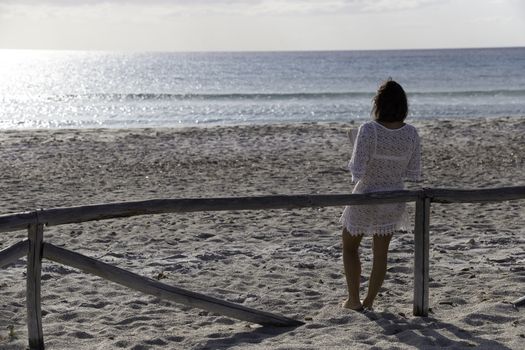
<box><xmin>1</xmin><ymin>47</ymin><xmax>524</xmax><ymax>129</ymax></box>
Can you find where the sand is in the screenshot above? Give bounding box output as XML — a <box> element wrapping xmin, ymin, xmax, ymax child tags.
<box><xmin>0</xmin><ymin>117</ymin><xmax>524</xmax><ymax>349</ymax></box>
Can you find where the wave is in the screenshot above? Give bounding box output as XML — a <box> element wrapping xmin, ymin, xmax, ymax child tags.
<box><xmin>54</xmin><ymin>92</ymin><xmax>371</xmax><ymax>101</ymax></box>
<box><xmin>411</xmin><ymin>89</ymin><xmax>525</xmax><ymax>98</ymax></box>
<box><xmin>44</xmin><ymin>89</ymin><xmax>525</xmax><ymax>102</ymax></box>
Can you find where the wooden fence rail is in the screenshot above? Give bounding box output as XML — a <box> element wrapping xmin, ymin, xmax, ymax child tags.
<box><xmin>43</xmin><ymin>243</ymin><xmax>300</xmax><ymax>327</ymax></box>
<box><xmin>0</xmin><ymin>185</ymin><xmax>524</xmax><ymax>349</ymax></box>
<box><xmin>0</xmin><ymin>240</ymin><xmax>29</xmax><ymax>269</ymax></box>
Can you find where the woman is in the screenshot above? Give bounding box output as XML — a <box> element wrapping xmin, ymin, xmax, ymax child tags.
<box><xmin>341</xmin><ymin>79</ymin><xmax>421</xmax><ymax>311</ymax></box>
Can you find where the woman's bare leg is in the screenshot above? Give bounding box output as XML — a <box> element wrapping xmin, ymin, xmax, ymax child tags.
<box><xmin>342</xmin><ymin>229</ymin><xmax>364</xmax><ymax>310</ymax></box>
<box><xmin>362</xmin><ymin>233</ymin><xmax>393</xmax><ymax>309</ymax></box>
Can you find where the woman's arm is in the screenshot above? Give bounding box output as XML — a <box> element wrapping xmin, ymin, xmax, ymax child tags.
<box><xmin>349</xmin><ymin>123</ymin><xmax>372</xmax><ymax>183</ymax></box>
<box><xmin>405</xmin><ymin>130</ymin><xmax>422</xmax><ymax>181</ymax></box>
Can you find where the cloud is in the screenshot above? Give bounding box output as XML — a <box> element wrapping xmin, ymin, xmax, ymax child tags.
<box><xmin>0</xmin><ymin>0</ymin><xmax>443</xmax><ymax>17</ymax></box>
<box><xmin>357</xmin><ymin>0</ymin><xmax>441</xmax><ymax>12</ymax></box>
<box><xmin>469</xmin><ymin>15</ymin><xmax>514</xmax><ymax>24</ymax></box>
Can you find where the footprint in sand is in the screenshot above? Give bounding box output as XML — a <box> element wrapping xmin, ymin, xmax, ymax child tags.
<box><xmin>69</xmin><ymin>331</ymin><xmax>94</xmax><ymax>339</ymax></box>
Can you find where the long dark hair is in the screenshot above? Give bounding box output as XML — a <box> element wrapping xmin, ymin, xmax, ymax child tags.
<box><xmin>372</xmin><ymin>79</ymin><xmax>408</xmax><ymax>122</ymax></box>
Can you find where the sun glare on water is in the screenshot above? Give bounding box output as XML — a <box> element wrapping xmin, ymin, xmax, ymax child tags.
<box><xmin>0</xmin><ymin>50</ymin><xmax>94</xmax><ymax>128</ymax></box>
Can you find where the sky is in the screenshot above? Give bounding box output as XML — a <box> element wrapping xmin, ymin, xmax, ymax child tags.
<box><xmin>0</xmin><ymin>0</ymin><xmax>524</xmax><ymax>51</ymax></box>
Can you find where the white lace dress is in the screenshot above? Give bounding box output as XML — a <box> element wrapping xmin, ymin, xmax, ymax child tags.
<box><xmin>340</xmin><ymin>120</ymin><xmax>421</xmax><ymax>236</ymax></box>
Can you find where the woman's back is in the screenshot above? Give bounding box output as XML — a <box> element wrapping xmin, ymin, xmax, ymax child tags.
<box><xmin>350</xmin><ymin>121</ymin><xmax>420</xmax><ymax>193</ymax></box>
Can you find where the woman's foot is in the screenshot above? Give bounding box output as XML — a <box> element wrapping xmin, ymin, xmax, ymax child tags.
<box><xmin>342</xmin><ymin>299</ymin><xmax>364</xmax><ymax>311</ymax></box>
<box><xmin>362</xmin><ymin>297</ymin><xmax>374</xmax><ymax>310</ymax></box>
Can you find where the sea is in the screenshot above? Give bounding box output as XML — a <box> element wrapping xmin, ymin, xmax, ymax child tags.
<box><xmin>0</xmin><ymin>47</ymin><xmax>524</xmax><ymax>129</ymax></box>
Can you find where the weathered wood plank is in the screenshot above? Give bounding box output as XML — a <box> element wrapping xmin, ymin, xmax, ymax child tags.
<box><xmin>27</xmin><ymin>224</ymin><xmax>44</xmax><ymax>350</ymax></box>
<box><xmin>1</xmin><ymin>187</ymin><xmax>524</xmax><ymax>233</ymax></box>
<box><xmin>36</xmin><ymin>191</ymin><xmax>419</xmax><ymax>227</ymax></box>
<box><xmin>513</xmin><ymin>295</ymin><xmax>525</xmax><ymax>307</ymax></box>
<box><xmin>42</xmin><ymin>243</ymin><xmax>303</xmax><ymax>327</ymax></box>
<box><xmin>0</xmin><ymin>211</ymin><xmax>36</xmax><ymax>233</ymax></box>
<box><xmin>413</xmin><ymin>196</ymin><xmax>430</xmax><ymax>317</ymax></box>
<box><xmin>0</xmin><ymin>240</ymin><xmax>29</xmax><ymax>269</ymax></box>
<box><xmin>431</xmin><ymin>186</ymin><xmax>525</xmax><ymax>203</ymax></box>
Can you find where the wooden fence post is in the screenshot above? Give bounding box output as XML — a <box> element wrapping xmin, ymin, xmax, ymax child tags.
<box><xmin>27</xmin><ymin>223</ymin><xmax>44</xmax><ymax>350</ymax></box>
<box><xmin>413</xmin><ymin>194</ymin><xmax>430</xmax><ymax>316</ymax></box>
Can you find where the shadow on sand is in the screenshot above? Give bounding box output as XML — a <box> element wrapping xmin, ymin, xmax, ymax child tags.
<box><xmin>364</xmin><ymin>310</ymin><xmax>514</xmax><ymax>349</ymax></box>
<box><xmin>195</xmin><ymin>308</ymin><xmax>515</xmax><ymax>349</ymax></box>
<box><xmin>196</xmin><ymin>324</ymin><xmax>300</xmax><ymax>350</ymax></box>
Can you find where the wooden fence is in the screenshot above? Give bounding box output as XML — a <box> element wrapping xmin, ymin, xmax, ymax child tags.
<box><xmin>1</xmin><ymin>186</ymin><xmax>524</xmax><ymax>350</ymax></box>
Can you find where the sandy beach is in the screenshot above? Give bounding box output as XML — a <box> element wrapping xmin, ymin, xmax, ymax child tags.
<box><xmin>0</xmin><ymin>116</ymin><xmax>524</xmax><ymax>349</ymax></box>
